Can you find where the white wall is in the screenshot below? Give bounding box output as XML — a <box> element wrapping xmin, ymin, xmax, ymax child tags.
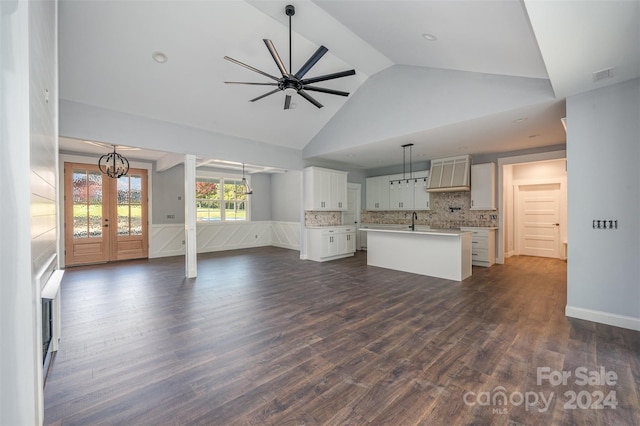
<box><xmin>1</xmin><ymin>0</ymin><xmax>58</xmax><ymax>424</ymax></box>
<box><xmin>566</xmin><ymin>78</ymin><xmax>640</xmax><ymax>330</ymax></box>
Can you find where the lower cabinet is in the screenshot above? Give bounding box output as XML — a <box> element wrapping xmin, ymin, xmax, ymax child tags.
<box><xmin>460</xmin><ymin>227</ymin><xmax>496</xmax><ymax>267</ymax></box>
<box><xmin>307</xmin><ymin>226</ymin><xmax>356</xmax><ymax>262</ymax></box>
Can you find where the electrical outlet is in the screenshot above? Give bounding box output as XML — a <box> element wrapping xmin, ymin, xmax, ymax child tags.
<box><xmin>182</xmin><ymin>240</ymin><xmax>185</xmax><ymax>245</ymax></box>
<box><xmin>255</xmin><ymin>234</ymin><xmax>258</xmax><ymax>239</ymax></box>
<box><xmin>489</xmin><ymin>215</ymin><xmax>497</xmax><ymax>220</ymax></box>
<box><xmin>167</xmin><ymin>214</ymin><xmax>175</xmax><ymax>219</ymax></box>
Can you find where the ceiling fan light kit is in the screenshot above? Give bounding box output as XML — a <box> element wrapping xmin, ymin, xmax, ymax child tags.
<box><xmin>224</xmin><ymin>4</ymin><xmax>356</xmax><ymax>110</ymax></box>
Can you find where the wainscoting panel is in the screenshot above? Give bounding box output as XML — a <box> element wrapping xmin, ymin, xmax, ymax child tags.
<box><xmin>271</xmin><ymin>221</ymin><xmax>301</xmax><ymax>251</ymax></box>
<box><xmin>151</xmin><ymin>222</ymin><xmax>301</xmax><ymax>258</ymax></box>
<box><xmin>150</xmin><ymin>224</ymin><xmax>185</xmax><ymax>258</ymax></box>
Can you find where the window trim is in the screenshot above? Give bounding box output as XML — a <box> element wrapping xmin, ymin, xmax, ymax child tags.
<box><xmin>196</xmin><ymin>171</ymin><xmax>251</xmax><ymax>222</ymax></box>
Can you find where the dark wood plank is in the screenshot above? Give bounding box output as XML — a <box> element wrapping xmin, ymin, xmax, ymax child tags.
<box><xmin>43</xmin><ymin>248</ymin><xmax>640</xmax><ymax>425</ymax></box>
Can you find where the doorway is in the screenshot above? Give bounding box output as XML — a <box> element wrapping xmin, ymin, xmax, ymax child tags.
<box><xmin>64</xmin><ymin>162</ymin><xmax>148</xmax><ymax>266</ymax></box>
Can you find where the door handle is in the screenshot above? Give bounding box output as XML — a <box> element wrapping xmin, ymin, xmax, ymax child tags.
<box><xmin>104</xmin><ymin>224</ymin><xmax>109</xmax><ymax>227</ymax></box>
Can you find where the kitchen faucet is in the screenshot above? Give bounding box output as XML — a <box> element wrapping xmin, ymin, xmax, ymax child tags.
<box><xmin>410</xmin><ymin>211</ymin><xmax>418</xmax><ymax>230</ymax></box>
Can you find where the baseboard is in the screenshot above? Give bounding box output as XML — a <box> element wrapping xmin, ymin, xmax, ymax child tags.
<box><xmin>565</xmin><ymin>305</ymin><xmax>640</xmax><ymax>331</ymax></box>
<box><xmin>271</xmin><ymin>242</ymin><xmax>299</xmax><ymax>251</ymax></box>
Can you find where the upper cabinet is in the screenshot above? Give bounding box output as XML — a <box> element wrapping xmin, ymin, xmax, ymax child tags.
<box><xmin>366</xmin><ymin>172</ymin><xmax>430</xmax><ymax>211</ymax></box>
<box><xmin>427</xmin><ymin>155</ymin><xmax>471</xmax><ymax>192</ymax></box>
<box><xmin>365</xmin><ymin>175</ymin><xmax>390</xmax><ymax>211</ymax></box>
<box><xmin>470</xmin><ymin>163</ymin><xmax>496</xmax><ymax>210</ymax></box>
<box><xmin>304</xmin><ymin>167</ymin><xmax>348</xmax><ymax>211</ymax></box>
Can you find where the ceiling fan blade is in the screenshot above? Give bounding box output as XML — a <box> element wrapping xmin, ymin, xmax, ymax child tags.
<box><xmin>263</xmin><ymin>39</ymin><xmax>288</xmax><ymax>77</ymax></box>
<box><xmin>224</xmin><ymin>56</ymin><xmax>280</xmax><ymax>82</ymax></box>
<box><xmin>250</xmin><ymin>88</ymin><xmax>281</xmax><ymax>103</ymax></box>
<box><xmin>294</xmin><ymin>45</ymin><xmax>328</xmax><ymax>79</ymax></box>
<box><xmin>303</xmin><ymin>86</ymin><xmax>350</xmax><ymax>97</ymax></box>
<box><xmin>297</xmin><ymin>90</ymin><xmax>323</xmax><ymax>109</ymax></box>
<box><xmin>284</xmin><ymin>95</ymin><xmax>292</xmax><ymax>110</ymax></box>
<box><xmin>301</xmin><ymin>69</ymin><xmax>356</xmax><ymax>85</ymax></box>
<box><xmin>224</xmin><ymin>82</ymin><xmax>279</xmax><ymax>86</ymax></box>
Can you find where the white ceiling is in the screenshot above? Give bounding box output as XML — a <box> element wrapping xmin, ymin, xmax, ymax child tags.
<box><xmin>58</xmin><ymin>0</ymin><xmax>640</xmax><ymax>171</ymax></box>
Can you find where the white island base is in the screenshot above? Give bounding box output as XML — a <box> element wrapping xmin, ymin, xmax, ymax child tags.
<box><xmin>363</xmin><ymin>228</ymin><xmax>472</xmax><ymax>281</ymax></box>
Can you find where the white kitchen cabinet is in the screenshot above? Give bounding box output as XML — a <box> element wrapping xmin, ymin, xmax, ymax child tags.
<box><xmin>365</xmin><ymin>175</ymin><xmax>390</xmax><ymax>210</ymax></box>
<box><xmin>427</xmin><ymin>155</ymin><xmax>471</xmax><ymax>192</ymax></box>
<box><xmin>304</xmin><ymin>167</ymin><xmax>349</xmax><ymax>211</ymax></box>
<box><xmin>307</xmin><ymin>226</ymin><xmax>356</xmax><ymax>262</ymax></box>
<box><xmin>460</xmin><ymin>227</ymin><xmax>496</xmax><ymax>267</ymax></box>
<box><xmin>389</xmin><ymin>174</ymin><xmax>414</xmax><ymax>210</ymax></box>
<box><xmin>412</xmin><ymin>173</ymin><xmax>431</xmax><ymax>210</ymax></box>
<box><xmin>470</xmin><ymin>163</ymin><xmax>496</xmax><ymax>210</ymax></box>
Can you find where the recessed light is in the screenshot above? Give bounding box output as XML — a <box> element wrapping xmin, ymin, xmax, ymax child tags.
<box><xmin>512</xmin><ymin>117</ymin><xmax>527</xmax><ymax>124</ymax></box>
<box><xmin>152</xmin><ymin>51</ymin><xmax>168</xmax><ymax>63</ymax></box>
<box><xmin>422</xmin><ymin>33</ymin><xmax>438</xmax><ymax>41</ymax></box>
<box><xmin>528</xmin><ymin>134</ymin><xmax>539</xmax><ymax>138</ymax></box>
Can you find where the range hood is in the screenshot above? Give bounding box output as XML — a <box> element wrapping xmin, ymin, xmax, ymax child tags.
<box><xmin>427</xmin><ymin>155</ymin><xmax>471</xmax><ymax>192</ymax></box>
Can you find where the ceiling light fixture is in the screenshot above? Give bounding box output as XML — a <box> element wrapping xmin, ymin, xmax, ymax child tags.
<box><xmin>98</xmin><ymin>145</ymin><xmax>129</xmax><ymax>178</ymax></box>
<box><xmin>152</xmin><ymin>51</ymin><xmax>168</xmax><ymax>63</ymax></box>
<box><xmin>422</xmin><ymin>33</ymin><xmax>438</xmax><ymax>41</ymax></box>
<box><xmin>242</xmin><ymin>163</ymin><xmax>253</xmax><ymax>195</ymax></box>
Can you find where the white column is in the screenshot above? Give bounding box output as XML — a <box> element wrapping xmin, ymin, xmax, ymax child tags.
<box><xmin>184</xmin><ymin>154</ymin><xmax>197</xmax><ymax>277</ymax></box>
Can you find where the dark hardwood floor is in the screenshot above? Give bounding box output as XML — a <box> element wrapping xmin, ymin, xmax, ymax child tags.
<box><xmin>44</xmin><ymin>248</ymin><xmax>639</xmax><ymax>425</ymax></box>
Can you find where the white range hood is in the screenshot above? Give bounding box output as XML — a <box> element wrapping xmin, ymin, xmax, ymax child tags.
<box><xmin>427</xmin><ymin>155</ymin><xmax>471</xmax><ymax>192</ymax></box>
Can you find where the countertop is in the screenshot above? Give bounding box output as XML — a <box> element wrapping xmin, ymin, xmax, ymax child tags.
<box><xmin>305</xmin><ymin>225</ymin><xmax>357</xmax><ymax>229</ymax></box>
<box><xmin>361</xmin><ymin>227</ymin><xmax>472</xmax><ymax>237</ymax></box>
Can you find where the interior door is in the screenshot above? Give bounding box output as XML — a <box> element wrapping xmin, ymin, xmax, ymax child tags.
<box><xmin>64</xmin><ymin>163</ymin><xmax>148</xmax><ymax>266</ymax></box>
<box><xmin>516</xmin><ymin>183</ymin><xmax>560</xmax><ymax>258</ymax></box>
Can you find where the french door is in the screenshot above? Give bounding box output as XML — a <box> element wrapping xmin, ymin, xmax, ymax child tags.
<box><xmin>64</xmin><ymin>162</ymin><xmax>148</xmax><ymax>266</ymax></box>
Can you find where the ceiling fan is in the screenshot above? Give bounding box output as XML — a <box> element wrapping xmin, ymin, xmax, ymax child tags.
<box><xmin>224</xmin><ymin>4</ymin><xmax>356</xmax><ymax>110</ymax></box>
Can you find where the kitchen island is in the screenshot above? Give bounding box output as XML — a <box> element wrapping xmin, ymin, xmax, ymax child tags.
<box><xmin>361</xmin><ymin>228</ymin><xmax>472</xmax><ymax>281</ymax></box>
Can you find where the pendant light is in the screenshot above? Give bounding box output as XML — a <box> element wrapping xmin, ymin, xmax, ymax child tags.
<box><xmin>98</xmin><ymin>145</ymin><xmax>129</xmax><ymax>178</ymax></box>
<box><xmin>242</xmin><ymin>163</ymin><xmax>253</xmax><ymax>195</ymax></box>
<box><xmin>391</xmin><ymin>143</ymin><xmax>414</xmax><ymax>187</ymax></box>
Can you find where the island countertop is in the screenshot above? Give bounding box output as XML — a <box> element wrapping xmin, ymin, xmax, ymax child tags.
<box><xmin>361</xmin><ymin>227</ymin><xmax>472</xmax><ymax>237</ymax></box>
<box><xmin>363</xmin><ymin>227</ymin><xmax>472</xmax><ymax>281</ymax></box>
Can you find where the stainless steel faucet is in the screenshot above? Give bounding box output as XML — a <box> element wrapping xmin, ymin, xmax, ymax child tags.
<box><xmin>410</xmin><ymin>211</ymin><xmax>418</xmax><ymax>230</ymax></box>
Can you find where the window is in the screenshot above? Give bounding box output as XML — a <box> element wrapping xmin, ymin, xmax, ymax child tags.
<box><xmin>196</xmin><ymin>176</ymin><xmax>249</xmax><ymax>221</ymax></box>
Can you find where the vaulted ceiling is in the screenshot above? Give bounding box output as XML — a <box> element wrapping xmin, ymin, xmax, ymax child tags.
<box><xmin>58</xmin><ymin>0</ymin><xmax>640</xmax><ymax>170</ymax></box>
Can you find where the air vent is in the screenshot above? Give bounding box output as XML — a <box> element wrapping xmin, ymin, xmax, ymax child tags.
<box><xmin>593</xmin><ymin>67</ymin><xmax>615</xmax><ymax>82</ymax></box>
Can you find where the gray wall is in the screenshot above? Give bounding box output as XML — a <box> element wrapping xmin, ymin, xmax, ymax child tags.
<box><xmin>249</xmin><ymin>173</ymin><xmax>271</xmax><ymax>221</ymax></box>
<box><xmin>152</xmin><ymin>163</ymin><xmax>185</xmax><ymax>224</ymax></box>
<box><xmin>567</xmin><ymin>78</ymin><xmax>640</xmax><ymax>323</ymax></box>
<box><xmin>271</xmin><ymin>170</ymin><xmax>302</xmax><ymax>222</ymax></box>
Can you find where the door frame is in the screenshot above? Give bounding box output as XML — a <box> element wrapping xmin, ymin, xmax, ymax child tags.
<box><xmin>497</xmin><ymin>150</ymin><xmax>566</xmax><ymax>264</ymax></box>
<box><xmin>58</xmin><ymin>153</ymin><xmax>153</xmax><ymax>267</ymax></box>
<box><xmin>513</xmin><ymin>178</ymin><xmax>565</xmax><ymax>258</ymax></box>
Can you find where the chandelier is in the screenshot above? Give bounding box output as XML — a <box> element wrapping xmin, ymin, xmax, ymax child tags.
<box><xmin>98</xmin><ymin>145</ymin><xmax>129</xmax><ymax>178</ymax></box>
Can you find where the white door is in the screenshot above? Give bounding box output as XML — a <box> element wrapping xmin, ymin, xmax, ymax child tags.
<box><xmin>516</xmin><ymin>183</ymin><xmax>561</xmax><ymax>258</ymax></box>
<box><xmin>344</xmin><ymin>184</ymin><xmax>361</xmax><ymax>249</ymax></box>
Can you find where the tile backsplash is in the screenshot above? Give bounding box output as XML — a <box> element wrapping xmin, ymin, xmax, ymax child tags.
<box><xmin>305</xmin><ymin>211</ymin><xmax>342</xmax><ymax>227</ymax></box>
<box><xmin>361</xmin><ymin>191</ymin><xmax>498</xmax><ymax>228</ymax></box>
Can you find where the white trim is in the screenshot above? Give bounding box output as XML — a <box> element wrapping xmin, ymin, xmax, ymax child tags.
<box><xmin>565</xmin><ymin>306</ymin><xmax>640</xmax><ymax>331</ymax></box>
<box><xmin>497</xmin><ymin>150</ymin><xmax>566</xmax><ymax>264</ymax></box>
<box><xmin>185</xmin><ymin>155</ymin><xmax>197</xmax><ymax>277</ymax></box>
